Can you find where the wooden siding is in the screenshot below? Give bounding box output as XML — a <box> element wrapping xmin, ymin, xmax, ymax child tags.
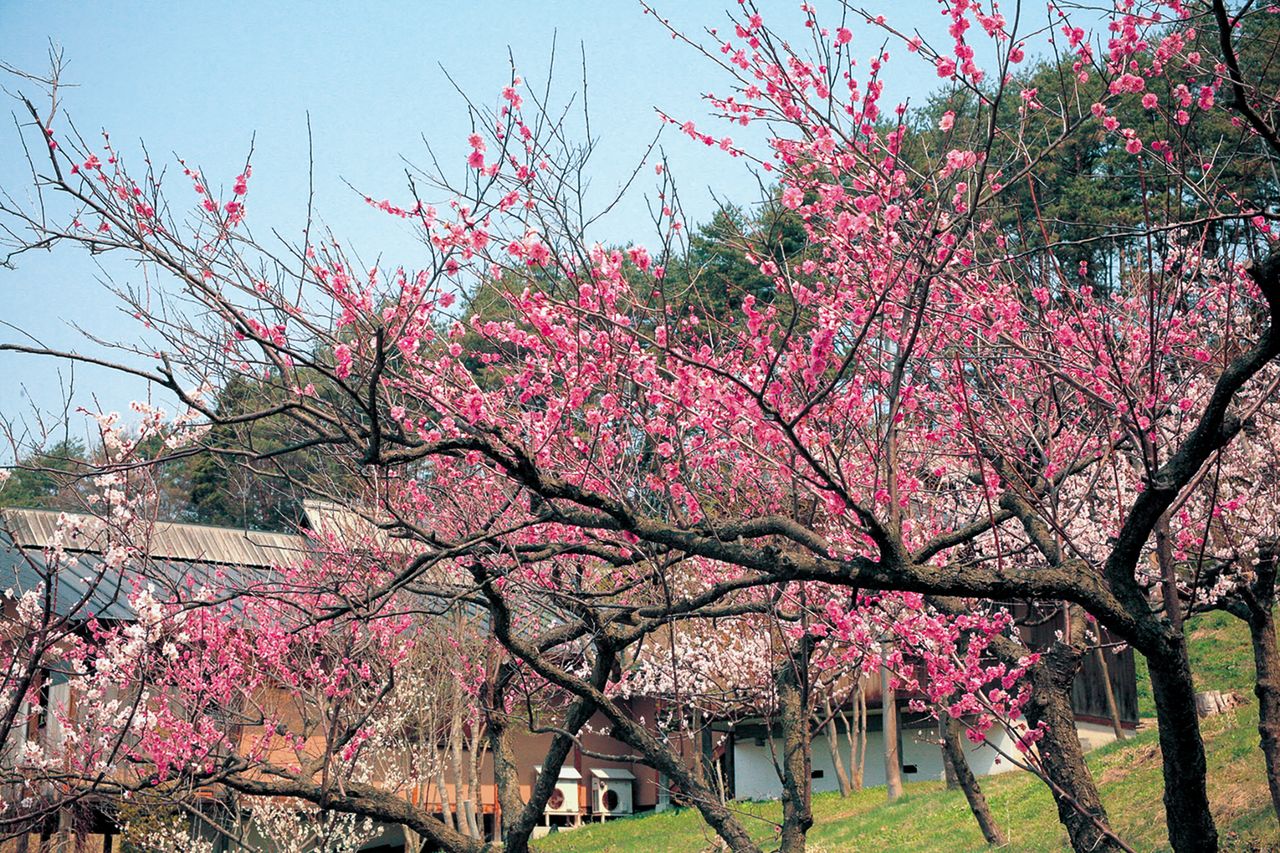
<box><xmin>1016</xmin><ymin>605</ymin><xmax>1139</xmax><ymax>725</ymax></box>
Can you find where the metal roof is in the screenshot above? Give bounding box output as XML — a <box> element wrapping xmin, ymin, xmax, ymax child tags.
<box><xmin>0</xmin><ymin>508</ymin><xmax>309</xmax><ymax>621</ymax></box>
<box><xmin>0</xmin><ymin>505</ymin><xmax>487</xmax><ymax>625</ymax></box>
<box><xmin>589</xmin><ymin>767</ymin><xmax>636</xmax><ymax>780</ymax></box>
<box><xmin>3</xmin><ymin>508</ymin><xmax>308</xmax><ymax>567</ymax></box>
<box><xmin>1</xmin><ymin>537</ymin><xmax>136</xmax><ymax>621</ymax></box>
<box><xmin>302</xmin><ymin>499</ymin><xmax>423</xmax><ymax>557</ymax></box>
<box><xmin>535</xmin><ymin>765</ymin><xmax>582</xmax><ymax>779</ymax></box>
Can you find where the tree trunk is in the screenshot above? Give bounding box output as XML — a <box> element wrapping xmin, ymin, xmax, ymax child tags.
<box><xmin>881</xmin><ymin>663</ymin><xmax>903</xmax><ymax>801</ymax></box>
<box><xmin>776</xmin><ymin>642</ymin><xmax>815</xmax><ymax>853</ymax></box>
<box><xmin>941</xmin><ymin>716</ymin><xmax>959</xmax><ymax>790</ymax></box>
<box><xmin>941</xmin><ymin>716</ymin><xmax>1006</xmax><ymax>846</ymax></box>
<box><xmin>485</xmin><ymin>664</ymin><xmax>526</xmax><ymax>843</ymax></box>
<box><xmin>467</xmin><ymin>721</ymin><xmax>486</xmax><ymax>839</ymax></box>
<box><xmin>1022</xmin><ymin>626</ymin><xmax>1128</xmax><ymax>853</ymax></box>
<box><xmin>613</xmin><ymin>718</ymin><xmax>763</xmax><ymax>853</ymax></box>
<box><xmin>481</xmin><ymin>579</ymin><xmax>764</xmax><ymax>853</ymax></box>
<box><xmin>543</xmin><ymin>675</ymin><xmax>764</xmax><ymax>853</ymax></box>
<box><xmin>853</xmin><ymin>684</ymin><xmax>867</xmax><ymax>790</ymax></box>
<box><xmin>927</xmin><ymin>594</ymin><xmax>1123</xmax><ymax>852</ymax></box>
<box><xmin>822</xmin><ymin>696</ymin><xmax>853</xmax><ymax>797</ymax></box>
<box><xmin>499</xmin><ymin>691</ymin><xmax>601</xmax><ymax>853</ymax></box>
<box><xmin>1156</xmin><ymin>518</ymin><xmax>1184</xmax><ymax>632</ymax></box>
<box><xmin>486</xmin><ymin>707</ymin><xmax>524</xmax><ymax>842</ymax></box>
<box><xmin>449</xmin><ymin>705</ymin><xmax>470</xmax><ymax>837</ymax></box>
<box><xmin>986</xmin><ymin>459</ymin><xmax>1216</xmax><ymax>851</ymax></box>
<box><xmin>691</xmin><ymin>707</ymin><xmax>707</xmax><ymax>793</ymax></box>
<box><xmin>883</xmin><ymin>389</ymin><xmax>905</xmax><ymax>804</ymax></box>
<box><xmin>1147</xmin><ymin>637</ymin><xmax>1219</xmax><ymax>852</ymax></box>
<box><xmin>1247</xmin><ymin>600</ymin><xmax>1280</xmax><ymax>823</ymax></box>
<box><xmin>1093</xmin><ymin>642</ymin><xmax>1126</xmax><ymax>741</ymax></box>
<box><xmin>462</xmin><ymin>800</ymin><xmax>480</xmax><ymax>842</ymax></box>
<box><xmin>435</xmin><ymin>759</ymin><xmax>456</xmax><ymax>833</ymax></box>
<box><xmin>1240</xmin><ymin>543</ymin><xmax>1280</xmax><ymax>823</ymax></box>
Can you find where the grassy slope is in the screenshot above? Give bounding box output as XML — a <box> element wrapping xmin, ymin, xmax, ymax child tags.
<box><xmin>539</xmin><ymin>613</ymin><xmax>1278</xmax><ymax>852</ymax></box>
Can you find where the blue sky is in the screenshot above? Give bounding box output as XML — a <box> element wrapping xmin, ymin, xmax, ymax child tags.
<box><xmin>0</xmin><ymin>1</ymin><xmax>952</xmax><ymax>453</ymax></box>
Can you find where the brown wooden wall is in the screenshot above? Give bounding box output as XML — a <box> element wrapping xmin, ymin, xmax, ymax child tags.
<box><xmin>1015</xmin><ymin>605</ymin><xmax>1139</xmax><ymax>725</ymax></box>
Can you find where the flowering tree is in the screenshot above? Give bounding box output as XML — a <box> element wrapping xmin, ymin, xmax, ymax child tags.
<box><xmin>3</xmin><ymin>1</ymin><xmax>1280</xmax><ymax>852</ymax></box>
<box><xmin>1170</xmin><ymin>389</ymin><xmax>1280</xmax><ymax>818</ymax></box>
<box><xmin>0</xmin><ymin>406</ymin><xmax>191</xmax><ymax>844</ymax></box>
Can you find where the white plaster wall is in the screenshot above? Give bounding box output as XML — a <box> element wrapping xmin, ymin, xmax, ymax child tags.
<box><xmin>962</xmin><ymin>717</ymin><xmax>1125</xmax><ymax>777</ymax></box>
<box><xmin>734</xmin><ymin>728</ymin><xmax>945</xmax><ymax>799</ymax></box>
<box><xmin>1076</xmin><ymin>720</ymin><xmax>1125</xmax><ymax>752</ymax></box>
<box><xmin>730</xmin><ymin>714</ymin><xmax>1102</xmax><ymax>800</ymax></box>
<box><xmin>949</xmin><ymin>721</ymin><xmax>1024</xmax><ymax>778</ymax></box>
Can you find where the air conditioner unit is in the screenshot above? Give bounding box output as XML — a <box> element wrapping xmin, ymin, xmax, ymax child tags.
<box><xmin>535</xmin><ymin>765</ymin><xmax>581</xmax><ymax>816</ymax></box>
<box><xmin>589</xmin><ymin>767</ymin><xmax>635</xmax><ymax>816</ymax></box>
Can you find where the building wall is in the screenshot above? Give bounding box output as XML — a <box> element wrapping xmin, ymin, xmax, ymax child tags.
<box><xmin>731</xmin><ymin>711</ymin><xmax>1120</xmax><ymax>800</ymax></box>
<box><xmin>254</xmin><ymin>697</ymin><xmax>678</xmax><ymax>819</ymax></box>
<box><xmin>502</xmin><ymin>700</ymin><xmax>667</xmax><ymax>812</ymax></box>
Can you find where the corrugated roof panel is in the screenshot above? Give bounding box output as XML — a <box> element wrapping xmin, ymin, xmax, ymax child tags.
<box><xmin>535</xmin><ymin>765</ymin><xmax>582</xmax><ymax>779</ymax></box>
<box><xmin>1</xmin><ymin>537</ymin><xmax>136</xmax><ymax>621</ymax></box>
<box><xmin>302</xmin><ymin>499</ymin><xmax>421</xmax><ymax>555</ymax></box>
<box><xmin>589</xmin><ymin>768</ymin><xmax>636</xmax><ymax>780</ymax></box>
<box><xmin>2</xmin><ymin>508</ymin><xmax>307</xmax><ymax>567</ymax></box>
<box><xmin>0</xmin><ymin>508</ymin><xmax>313</xmax><ymax>621</ymax></box>
<box><xmin>1</xmin><ymin>505</ymin><xmax>467</xmax><ymax>623</ymax></box>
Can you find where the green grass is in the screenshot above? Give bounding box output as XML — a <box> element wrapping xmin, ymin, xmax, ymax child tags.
<box><xmin>1135</xmin><ymin>610</ymin><xmax>1255</xmax><ymax>718</ymax></box>
<box><xmin>539</xmin><ymin>613</ymin><xmax>1277</xmax><ymax>852</ymax></box>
